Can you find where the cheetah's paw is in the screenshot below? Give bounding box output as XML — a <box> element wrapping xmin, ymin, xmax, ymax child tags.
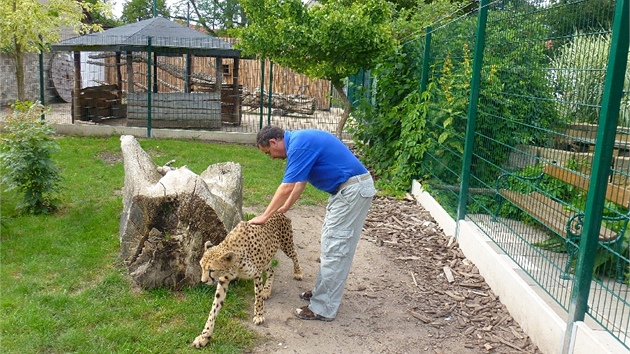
<box><xmin>253</xmin><ymin>315</ymin><xmax>265</xmax><ymax>325</ymax></box>
<box><xmin>191</xmin><ymin>334</ymin><xmax>210</xmax><ymax>348</ymax></box>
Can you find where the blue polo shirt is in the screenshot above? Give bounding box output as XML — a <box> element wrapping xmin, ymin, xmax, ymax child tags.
<box><xmin>282</xmin><ymin>130</ymin><xmax>368</xmax><ymax>194</ymax></box>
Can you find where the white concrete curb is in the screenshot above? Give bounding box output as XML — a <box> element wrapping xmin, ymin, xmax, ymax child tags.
<box><xmin>50</xmin><ymin>123</ymin><xmax>257</xmax><ymax>145</ymax></box>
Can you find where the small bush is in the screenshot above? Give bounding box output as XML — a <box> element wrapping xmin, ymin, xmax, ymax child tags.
<box><xmin>551</xmin><ymin>32</ymin><xmax>630</xmax><ymax>125</ymax></box>
<box><xmin>0</xmin><ymin>101</ymin><xmax>62</xmax><ymax>214</ymax></box>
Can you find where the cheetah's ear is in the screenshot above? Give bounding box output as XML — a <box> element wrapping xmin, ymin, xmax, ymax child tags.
<box><xmin>220</xmin><ymin>251</ymin><xmax>235</xmax><ymax>264</ymax></box>
<box><xmin>204</xmin><ymin>241</ymin><xmax>214</xmax><ymax>250</ymax></box>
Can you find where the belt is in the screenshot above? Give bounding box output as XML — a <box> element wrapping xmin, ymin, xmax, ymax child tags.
<box><xmin>335</xmin><ymin>172</ymin><xmax>371</xmax><ymax>193</ymax></box>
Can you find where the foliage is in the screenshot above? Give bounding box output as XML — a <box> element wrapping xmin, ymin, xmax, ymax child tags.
<box><xmin>392</xmin><ymin>89</ymin><xmax>430</xmax><ymax>192</ymax></box>
<box><xmin>389</xmin><ymin>0</ymin><xmax>456</xmax><ymax>41</ymax></box>
<box><xmin>120</xmin><ymin>0</ymin><xmax>170</xmax><ymax>23</ymax></box>
<box><xmin>83</xmin><ymin>0</ymin><xmax>118</xmax><ymax>28</ymax></box>
<box><xmin>481</xmin><ymin>11</ymin><xmax>562</xmax><ymax>146</ymax></box>
<box><xmin>420</xmin><ymin>48</ymin><xmax>472</xmax><ymax>186</ymax></box>
<box><xmin>354</xmin><ymin>5</ymin><xmax>561</xmax><ymax>195</ymax></box>
<box><xmin>236</xmin><ymin>0</ymin><xmax>392</xmax><ymax>85</ymax></box>
<box><xmin>0</xmin><ymin>102</ymin><xmax>62</xmax><ymax>214</ymax></box>
<box><xmin>546</xmin><ymin>0</ymin><xmax>615</xmax><ymax>40</ymax></box>
<box><xmin>170</xmin><ymin>0</ymin><xmax>245</xmax><ymax>37</ymax></box>
<box><xmin>235</xmin><ymin>0</ymin><xmax>396</xmax><ymax>136</ymax></box>
<box><xmin>550</xmin><ymin>32</ymin><xmax>630</xmax><ymax>125</ymax></box>
<box><xmin>350</xmin><ymin>46</ymin><xmax>424</xmax><ymax>196</ymax></box>
<box><xmin>349</xmin><ymin>0</ymin><xmax>459</xmax><ymax>186</ymax></box>
<box><xmin>0</xmin><ymin>0</ymin><xmax>106</xmax><ymax>101</ymax></box>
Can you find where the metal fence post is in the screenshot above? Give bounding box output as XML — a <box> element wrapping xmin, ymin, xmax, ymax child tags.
<box><xmin>456</xmin><ymin>0</ymin><xmax>489</xmax><ymax>225</ymax></box>
<box><xmin>147</xmin><ymin>36</ymin><xmax>153</xmax><ymax>138</ymax></box>
<box><xmin>562</xmin><ymin>0</ymin><xmax>629</xmax><ymax>352</ymax></box>
<box><xmin>419</xmin><ymin>26</ymin><xmax>432</xmax><ymax>94</ymax></box>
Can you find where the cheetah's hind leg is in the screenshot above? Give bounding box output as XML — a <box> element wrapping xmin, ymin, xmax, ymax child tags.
<box><xmin>280</xmin><ymin>244</ymin><xmax>303</xmax><ymax>280</ymax></box>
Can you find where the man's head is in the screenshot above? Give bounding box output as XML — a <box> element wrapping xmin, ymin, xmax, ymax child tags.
<box><xmin>256</xmin><ymin>125</ymin><xmax>287</xmax><ymax>159</ymax></box>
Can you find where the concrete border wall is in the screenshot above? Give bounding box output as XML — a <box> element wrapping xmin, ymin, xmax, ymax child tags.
<box><xmin>49</xmin><ymin>123</ymin><xmax>256</xmax><ymax>145</ymax></box>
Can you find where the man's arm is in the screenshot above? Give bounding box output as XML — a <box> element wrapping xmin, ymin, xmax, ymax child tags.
<box><xmin>277</xmin><ymin>181</ymin><xmax>307</xmax><ymax>213</ymax></box>
<box><xmin>249</xmin><ymin>182</ymin><xmax>296</xmax><ymax>224</ymax></box>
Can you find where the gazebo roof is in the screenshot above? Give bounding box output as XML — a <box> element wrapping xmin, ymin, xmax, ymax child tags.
<box><xmin>51</xmin><ymin>17</ymin><xmax>240</xmax><ymax>58</ymax></box>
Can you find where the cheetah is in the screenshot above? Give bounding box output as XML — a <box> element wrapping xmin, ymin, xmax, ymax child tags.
<box><xmin>192</xmin><ymin>213</ymin><xmax>303</xmax><ymax>348</ymax></box>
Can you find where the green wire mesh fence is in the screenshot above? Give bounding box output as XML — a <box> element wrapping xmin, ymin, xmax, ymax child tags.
<box><xmin>393</xmin><ymin>0</ymin><xmax>629</xmax><ymax>348</ymax></box>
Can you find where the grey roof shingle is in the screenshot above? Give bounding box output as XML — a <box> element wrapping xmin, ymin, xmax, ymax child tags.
<box><xmin>51</xmin><ymin>17</ymin><xmax>240</xmax><ymax>58</ymax></box>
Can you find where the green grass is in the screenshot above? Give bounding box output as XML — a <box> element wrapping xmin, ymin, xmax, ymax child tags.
<box><xmin>0</xmin><ymin>135</ymin><xmax>328</xmax><ymax>353</ymax></box>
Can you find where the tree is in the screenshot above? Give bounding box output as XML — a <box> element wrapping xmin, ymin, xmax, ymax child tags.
<box><xmin>120</xmin><ymin>0</ymin><xmax>170</xmax><ymax>23</ymax></box>
<box><xmin>547</xmin><ymin>0</ymin><xmax>614</xmax><ymax>39</ymax></box>
<box><xmin>0</xmin><ymin>0</ymin><xmax>106</xmax><ymax>102</ymax></box>
<box><xmin>235</xmin><ymin>0</ymin><xmax>396</xmax><ymax>137</ymax></box>
<box><xmin>85</xmin><ymin>0</ymin><xmax>120</xmax><ymax>28</ymax></box>
<box><xmin>169</xmin><ymin>0</ymin><xmax>246</xmax><ymax>37</ymax></box>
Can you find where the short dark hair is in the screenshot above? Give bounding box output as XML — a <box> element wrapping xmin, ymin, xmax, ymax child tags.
<box><xmin>256</xmin><ymin>125</ymin><xmax>284</xmax><ymax>147</ymax></box>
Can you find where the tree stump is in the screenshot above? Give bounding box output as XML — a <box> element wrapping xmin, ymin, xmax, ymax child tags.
<box><xmin>119</xmin><ymin>135</ymin><xmax>243</xmax><ymax>289</ymax></box>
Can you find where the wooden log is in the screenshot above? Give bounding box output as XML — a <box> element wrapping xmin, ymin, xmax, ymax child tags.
<box><xmin>241</xmin><ymin>89</ymin><xmax>316</xmax><ymax>115</ymax></box>
<box><xmin>76</xmin><ymin>84</ymin><xmax>120</xmax><ymax>122</ymax></box>
<box><xmin>50</xmin><ymin>53</ymin><xmax>74</xmax><ymax>103</ymax></box>
<box><xmin>119</xmin><ymin>135</ymin><xmax>243</xmax><ymax>289</ymax></box>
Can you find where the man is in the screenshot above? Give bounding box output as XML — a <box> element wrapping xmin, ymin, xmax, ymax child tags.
<box><xmin>249</xmin><ymin>125</ymin><xmax>376</xmax><ymax>321</ymax></box>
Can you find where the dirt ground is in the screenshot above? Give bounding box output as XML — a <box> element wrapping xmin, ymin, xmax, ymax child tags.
<box><xmin>244</xmin><ymin>196</ymin><xmax>542</xmax><ymax>354</ymax></box>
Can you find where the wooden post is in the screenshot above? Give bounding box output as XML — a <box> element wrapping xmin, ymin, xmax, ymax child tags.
<box><xmin>185</xmin><ymin>54</ymin><xmax>192</xmax><ymax>93</ymax></box>
<box><xmin>126</xmin><ymin>52</ymin><xmax>134</xmax><ymax>93</ymax></box>
<box><xmin>115</xmin><ymin>52</ymin><xmax>122</xmax><ymax>99</ymax></box>
<box><xmin>232</xmin><ymin>58</ymin><xmax>240</xmax><ymax>125</ymax></box>
<box><xmin>73</xmin><ymin>51</ymin><xmax>82</xmax><ymax>123</ymax></box>
<box><xmin>215</xmin><ymin>57</ymin><xmax>223</xmax><ymax>92</ymax></box>
<box><xmin>215</xmin><ymin>57</ymin><xmax>223</xmax><ymax>123</ymax></box>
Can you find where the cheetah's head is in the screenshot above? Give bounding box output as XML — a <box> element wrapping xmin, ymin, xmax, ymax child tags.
<box><xmin>199</xmin><ymin>241</ymin><xmax>239</xmax><ymax>284</ymax></box>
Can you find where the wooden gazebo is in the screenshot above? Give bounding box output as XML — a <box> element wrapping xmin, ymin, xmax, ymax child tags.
<box><xmin>51</xmin><ymin>17</ymin><xmax>242</xmax><ymax>128</ymax></box>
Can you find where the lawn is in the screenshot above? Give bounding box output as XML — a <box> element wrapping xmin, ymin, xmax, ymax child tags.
<box><xmin>0</xmin><ymin>135</ymin><xmax>328</xmax><ymax>353</ymax></box>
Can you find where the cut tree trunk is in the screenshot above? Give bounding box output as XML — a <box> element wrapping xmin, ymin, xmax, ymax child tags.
<box><xmin>119</xmin><ymin>135</ymin><xmax>244</xmax><ymax>289</ymax></box>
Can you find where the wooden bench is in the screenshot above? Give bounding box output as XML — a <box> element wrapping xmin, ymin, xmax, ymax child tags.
<box><xmin>495</xmin><ymin>164</ymin><xmax>629</xmax><ymax>281</ymax></box>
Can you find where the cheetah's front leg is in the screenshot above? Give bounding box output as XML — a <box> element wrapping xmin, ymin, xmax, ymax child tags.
<box><xmin>261</xmin><ymin>264</ymin><xmax>274</xmax><ymax>300</ymax></box>
<box><xmin>253</xmin><ymin>275</ymin><xmax>266</xmax><ymax>325</ymax></box>
<box><xmin>192</xmin><ymin>281</ymin><xmax>229</xmax><ymax>348</ymax></box>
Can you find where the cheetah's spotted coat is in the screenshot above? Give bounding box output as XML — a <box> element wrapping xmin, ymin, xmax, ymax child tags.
<box><xmin>192</xmin><ymin>213</ymin><xmax>302</xmax><ymax>348</ymax></box>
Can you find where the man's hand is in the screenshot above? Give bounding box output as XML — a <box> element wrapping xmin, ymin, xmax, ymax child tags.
<box><xmin>248</xmin><ymin>215</ymin><xmax>269</xmax><ymax>225</ymax></box>
<box><xmin>249</xmin><ymin>182</ymin><xmax>303</xmax><ymax>225</ymax></box>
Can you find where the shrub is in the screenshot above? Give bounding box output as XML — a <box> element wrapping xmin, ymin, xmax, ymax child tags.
<box><xmin>353</xmin><ymin>7</ymin><xmax>561</xmax><ymax>195</ymax></box>
<box><xmin>0</xmin><ymin>101</ymin><xmax>62</xmax><ymax>214</ymax></box>
<box><xmin>550</xmin><ymin>32</ymin><xmax>630</xmax><ymax>125</ymax></box>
